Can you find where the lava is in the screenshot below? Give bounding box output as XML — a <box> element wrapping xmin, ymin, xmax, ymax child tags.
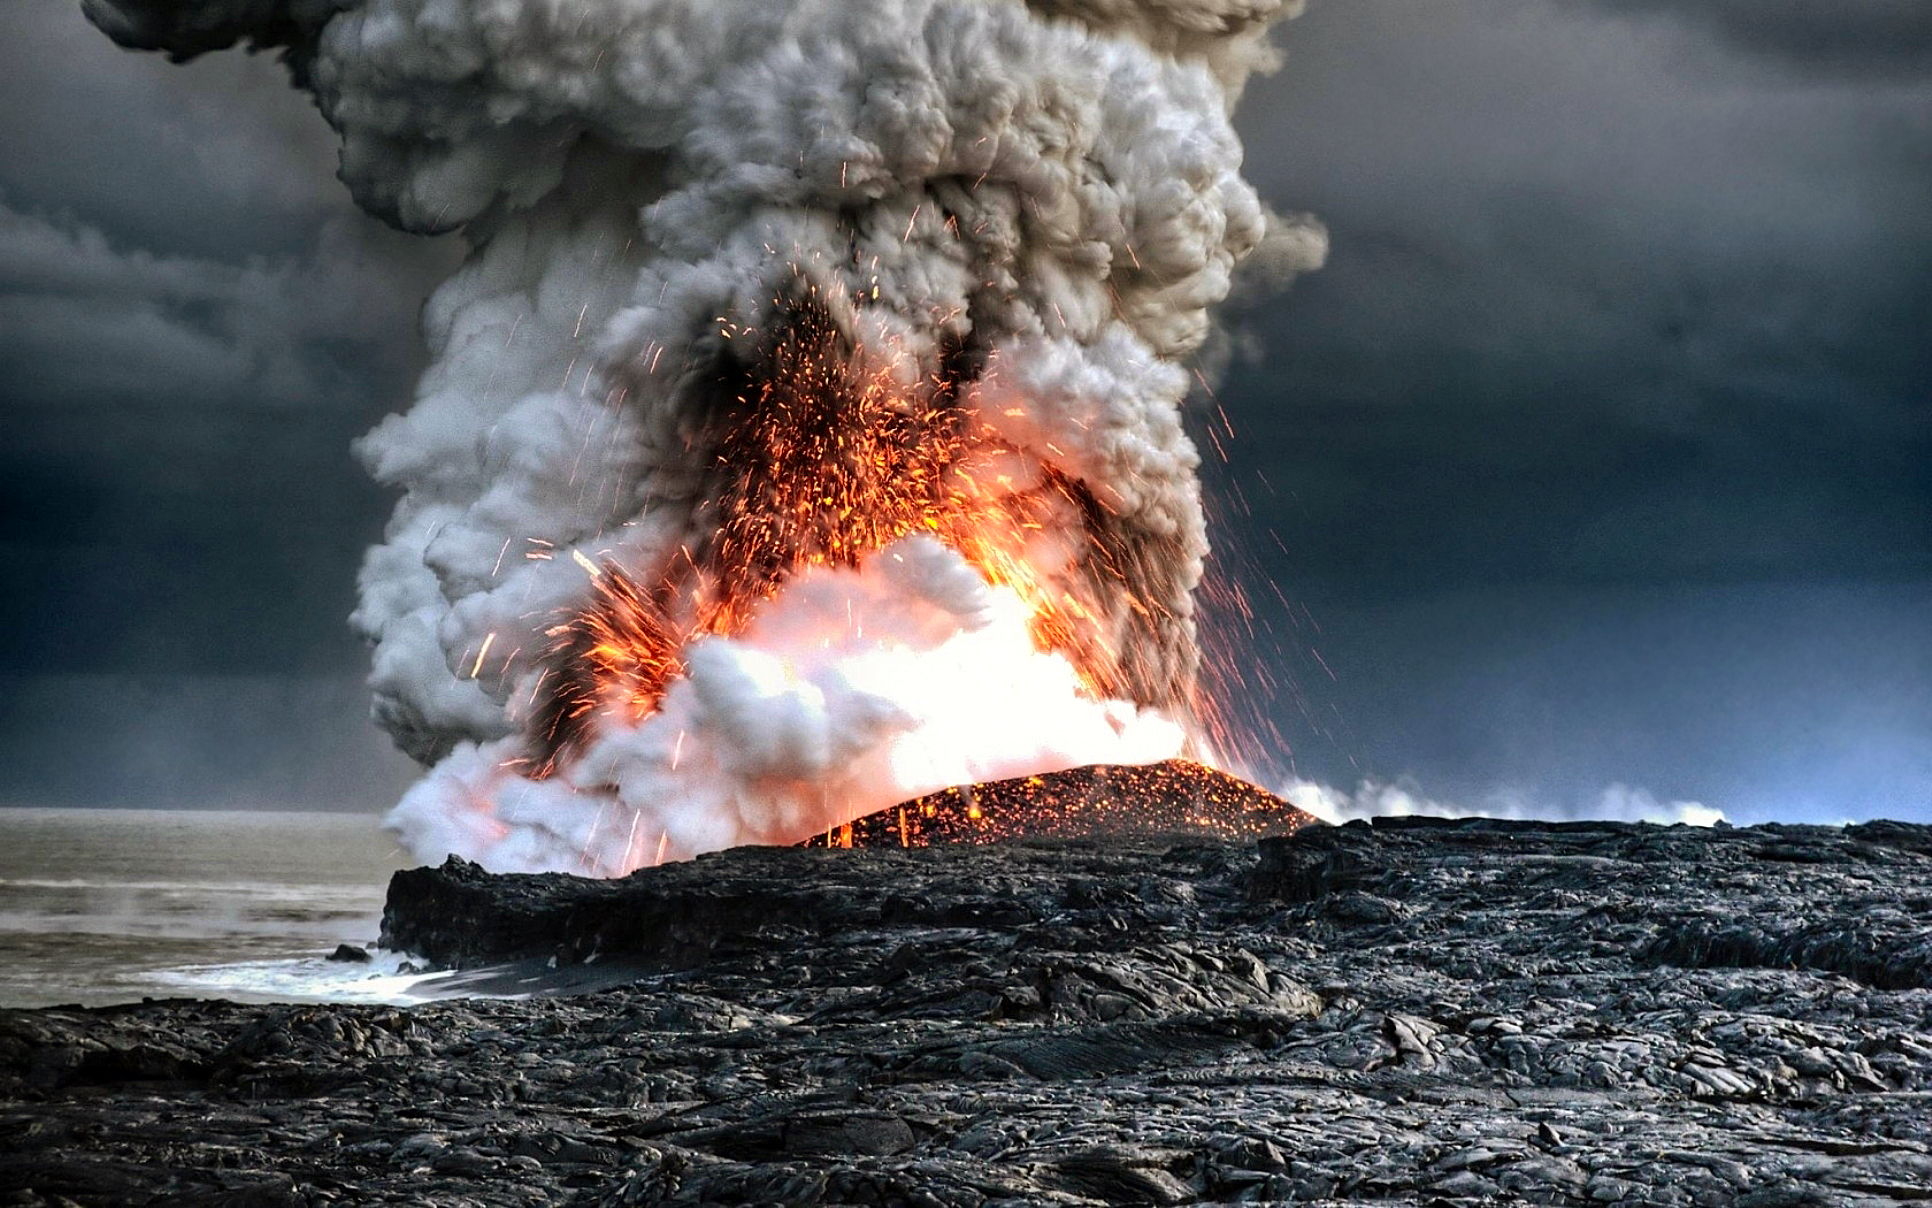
<box><xmin>527</xmin><ymin>281</ymin><xmax>1186</xmax><ymax>777</ymax></box>
<box><xmin>803</xmin><ymin>759</ymin><xmax>1318</xmax><ymax>849</ymax></box>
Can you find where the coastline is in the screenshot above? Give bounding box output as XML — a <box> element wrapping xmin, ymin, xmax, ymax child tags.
<box><xmin>0</xmin><ymin>808</ymin><xmax>408</xmax><ymax>1010</ymax></box>
<box><xmin>5</xmin><ymin>818</ymin><xmax>1931</xmax><ymax>1205</ymax></box>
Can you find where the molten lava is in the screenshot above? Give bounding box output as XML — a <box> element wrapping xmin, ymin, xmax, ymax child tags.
<box><xmin>802</xmin><ymin>759</ymin><xmax>1318</xmax><ymax>849</ymax></box>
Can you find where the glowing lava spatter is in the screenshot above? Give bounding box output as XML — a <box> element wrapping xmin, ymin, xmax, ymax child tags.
<box><xmin>531</xmin><ymin>282</ymin><xmax>1177</xmax><ymax>776</ymax></box>
<box><xmin>803</xmin><ymin>759</ymin><xmax>1320</xmax><ymax>849</ymax></box>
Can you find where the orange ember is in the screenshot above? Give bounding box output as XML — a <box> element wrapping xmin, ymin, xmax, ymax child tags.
<box><xmin>529</xmin><ymin>279</ymin><xmax>1193</xmax><ymax>769</ymax></box>
<box><xmin>529</xmin><ymin>563</ymin><xmax>685</xmax><ymax>775</ymax></box>
<box><xmin>801</xmin><ymin>759</ymin><xmax>1318</xmax><ymax>849</ymax></box>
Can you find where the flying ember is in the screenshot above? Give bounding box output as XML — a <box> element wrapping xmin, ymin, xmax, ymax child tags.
<box><xmin>86</xmin><ymin>0</ymin><xmax>1327</xmax><ymax>873</ymax></box>
<box><xmin>530</xmin><ymin>279</ymin><xmax>1197</xmax><ymax>776</ymax></box>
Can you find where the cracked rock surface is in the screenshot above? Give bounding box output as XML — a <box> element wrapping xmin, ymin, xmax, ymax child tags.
<box><xmin>4</xmin><ymin>817</ymin><xmax>1932</xmax><ymax>1205</ymax></box>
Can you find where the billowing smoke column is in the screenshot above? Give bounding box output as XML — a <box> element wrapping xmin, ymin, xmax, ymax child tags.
<box><xmin>89</xmin><ymin>0</ymin><xmax>1325</xmax><ymax>873</ymax></box>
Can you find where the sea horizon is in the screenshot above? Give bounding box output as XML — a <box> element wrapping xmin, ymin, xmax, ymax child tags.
<box><xmin>0</xmin><ymin>806</ymin><xmax>426</xmax><ymax>1010</ymax></box>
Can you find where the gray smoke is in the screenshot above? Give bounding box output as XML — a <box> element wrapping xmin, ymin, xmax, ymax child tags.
<box><xmin>87</xmin><ymin>0</ymin><xmax>1324</xmax><ymax>871</ymax></box>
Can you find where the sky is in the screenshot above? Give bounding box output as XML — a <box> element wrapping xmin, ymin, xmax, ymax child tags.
<box><xmin>0</xmin><ymin>0</ymin><xmax>1926</xmax><ymax>823</ymax></box>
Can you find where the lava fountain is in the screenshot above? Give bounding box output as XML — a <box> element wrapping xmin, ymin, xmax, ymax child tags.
<box><xmin>87</xmin><ymin>0</ymin><xmax>1326</xmax><ymax>872</ymax></box>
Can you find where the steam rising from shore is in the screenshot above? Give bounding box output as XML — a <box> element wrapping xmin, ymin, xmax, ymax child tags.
<box><xmin>87</xmin><ymin>0</ymin><xmax>1323</xmax><ymax>871</ymax></box>
<box><xmin>1286</xmin><ymin>777</ymin><xmax>1725</xmax><ymax>828</ymax></box>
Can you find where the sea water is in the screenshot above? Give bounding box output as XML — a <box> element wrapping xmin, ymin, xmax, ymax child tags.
<box><xmin>0</xmin><ymin>808</ymin><xmax>445</xmax><ymax>1008</ymax></box>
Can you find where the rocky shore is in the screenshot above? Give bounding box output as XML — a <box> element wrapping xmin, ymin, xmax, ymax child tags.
<box><xmin>5</xmin><ymin>815</ymin><xmax>1932</xmax><ymax>1205</ymax></box>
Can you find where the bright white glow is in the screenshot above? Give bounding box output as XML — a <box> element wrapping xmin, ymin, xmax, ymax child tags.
<box><xmin>386</xmin><ymin>537</ymin><xmax>1185</xmax><ymax>873</ymax></box>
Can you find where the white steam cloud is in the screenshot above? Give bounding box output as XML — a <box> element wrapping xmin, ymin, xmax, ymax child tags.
<box><xmin>88</xmin><ymin>0</ymin><xmax>1323</xmax><ymax>872</ymax></box>
<box><xmin>393</xmin><ymin>535</ymin><xmax>1186</xmax><ymax>873</ymax></box>
<box><xmin>1284</xmin><ymin>777</ymin><xmax>1725</xmax><ymax>828</ymax></box>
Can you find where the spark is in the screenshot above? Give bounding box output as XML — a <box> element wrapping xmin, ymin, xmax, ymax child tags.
<box><xmin>532</xmin><ymin>285</ymin><xmax>1131</xmax><ymax>762</ymax></box>
<box><xmin>469</xmin><ymin>632</ymin><xmax>497</xmax><ymax>679</ymax></box>
<box><xmin>1311</xmin><ymin>647</ymin><xmax>1337</xmax><ymax>682</ymax></box>
<box><xmin>522</xmin><ymin>280</ymin><xmax>1212</xmax><ymax>803</ymax></box>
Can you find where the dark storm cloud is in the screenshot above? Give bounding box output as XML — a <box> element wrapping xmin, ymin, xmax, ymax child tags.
<box><xmin>0</xmin><ymin>1</ymin><xmax>457</xmax><ymax>679</ymax></box>
<box><xmin>1195</xmin><ymin>0</ymin><xmax>1932</xmax><ymax>817</ymax></box>
<box><xmin>0</xmin><ymin>197</ymin><xmax>454</xmax><ymax>674</ymax></box>
<box><xmin>1226</xmin><ymin>0</ymin><xmax>1932</xmax><ymax>588</ymax></box>
<box><xmin>1571</xmin><ymin>0</ymin><xmax>1932</xmax><ymax>78</ymax></box>
<box><xmin>0</xmin><ymin>1</ymin><xmax>346</xmax><ymax>260</ymax></box>
<box><xmin>0</xmin><ymin>0</ymin><xmax>454</xmax><ymax>806</ymax></box>
<box><xmin>0</xmin><ymin>202</ymin><xmax>438</xmax><ymax>413</ymax></box>
<box><xmin>0</xmin><ymin>674</ymin><xmax>420</xmax><ymax>809</ymax></box>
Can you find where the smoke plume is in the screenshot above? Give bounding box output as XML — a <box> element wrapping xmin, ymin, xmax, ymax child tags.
<box><xmin>87</xmin><ymin>0</ymin><xmax>1324</xmax><ymax>871</ymax></box>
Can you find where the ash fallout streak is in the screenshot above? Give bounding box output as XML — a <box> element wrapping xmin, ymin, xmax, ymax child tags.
<box><xmin>87</xmin><ymin>0</ymin><xmax>1325</xmax><ymax>872</ymax></box>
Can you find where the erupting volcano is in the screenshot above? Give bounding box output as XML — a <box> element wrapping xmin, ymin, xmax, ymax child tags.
<box><xmin>88</xmin><ymin>0</ymin><xmax>1325</xmax><ymax>872</ymax></box>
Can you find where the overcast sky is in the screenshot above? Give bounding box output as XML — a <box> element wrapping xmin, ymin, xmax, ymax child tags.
<box><xmin>0</xmin><ymin>0</ymin><xmax>1926</xmax><ymax>821</ymax></box>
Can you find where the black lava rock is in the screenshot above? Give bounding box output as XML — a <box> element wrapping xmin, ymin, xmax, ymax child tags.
<box><xmin>5</xmin><ymin>817</ymin><xmax>1932</xmax><ymax>1206</ymax></box>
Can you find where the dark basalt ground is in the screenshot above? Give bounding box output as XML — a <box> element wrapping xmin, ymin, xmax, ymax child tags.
<box><xmin>5</xmin><ymin>816</ymin><xmax>1932</xmax><ymax>1206</ymax></box>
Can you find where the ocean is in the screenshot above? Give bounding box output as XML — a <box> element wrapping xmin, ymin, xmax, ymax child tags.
<box><xmin>0</xmin><ymin>807</ymin><xmax>435</xmax><ymax>1009</ymax></box>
